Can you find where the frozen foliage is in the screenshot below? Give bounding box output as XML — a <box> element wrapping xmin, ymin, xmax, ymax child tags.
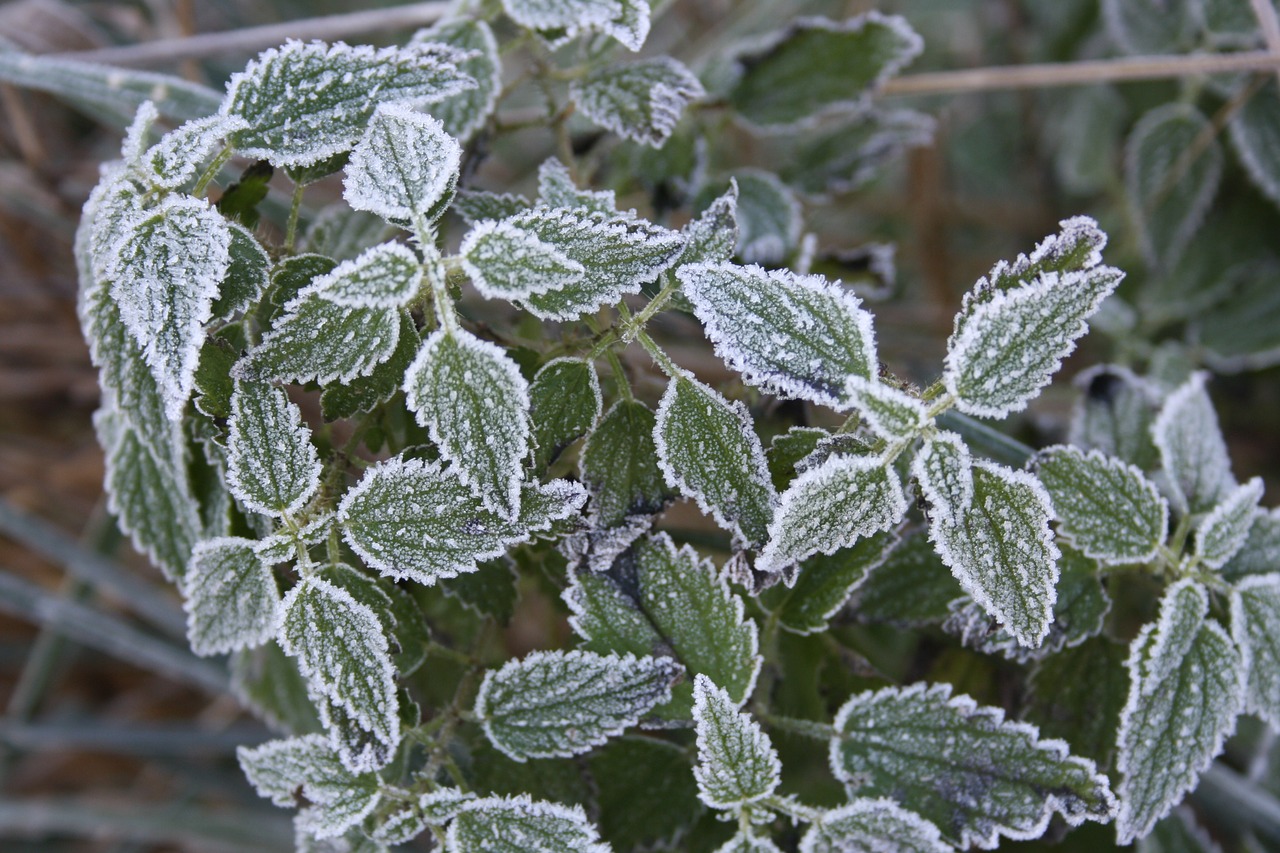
<box><xmin>1194</xmin><ymin>477</ymin><xmax>1264</xmax><ymax>569</ymax></box>
<box><xmin>728</xmin><ymin>12</ymin><xmax>923</xmax><ymax>128</ymax></box>
<box><xmin>447</xmin><ymin>794</ymin><xmax>610</xmax><ymax>853</ymax></box>
<box><xmin>729</xmin><ymin>171</ymin><xmax>802</xmax><ymax>264</ymax></box>
<box><xmin>476</xmin><ymin>649</ymin><xmax>681</xmax><ymax>760</ymax></box>
<box><xmin>302</xmin><ymin>242</ymin><xmax>421</xmax><ymax>308</ymax></box>
<box><xmin>220</xmin><ymin>39</ymin><xmax>475</xmax><ymax>166</ymax></box>
<box><xmin>501</xmin><ymin>0</ymin><xmax>650</xmax><ymax>51</ymax></box>
<box><xmin>183</xmin><ymin>537</ymin><xmax>282</xmax><ymax>656</ymax></box>
<box><xmin>142</xmin><ymin>113</ymin><xmax>245</xmax><ymax>190</ymax></box>
<box><xmin>677</xmin><ymin>184</ymin><xmax>739</xmax><ymax>267</ymax></box>
<box><xmin>537</xmin><ymin>159</ymin><xmax>617</xmax><ymax>215</ymax></box>
<box><xmin>692</xmin><ymin>675</ymin><xmax>781</xmax><ymax>809</ymax></box>
<box><xmin>914</xmin><ymin>431</ymin><xmax>973</xmax><ymax>524</ymax></box>
<box><xmin>461</xmin><ymin>219</ymin><xmax>586</xmax><ymax>301</ymax></box>
<box><xmin>238</xmin><ymin>734</ymin><xmax>381</xmax><ymax>839</ymax></box>
<box><xmin>758</xmin><ymin>453</ymin><xmax>907</xmax><ymax>574</ymax></box>
<box><xmin>344</xmin><ymin>104</ymin><xmax>461</xmax><ymax>224</ymax></box>
<box><xmin>452</xmin><ymin>190</ymin><xmax>532</xmax><ymax>225</ymax></box>
<box><xmin>767</xmin><ymin>530</ymin><xmax>898</xmax><ymax>634</ymax></box>
<box><xmin>1070</xmin><ymin>365</ymin><xmax>1163</xmax><ymax>470</ymax></box>
<box><xmin>799</xmin><ymin>798</ymin><xmax>949</xmax><ymax>853</ymax></box>
<box><xmin>844</xmin><ymin>377</ymin><xmax>929</xmax><ymax>440</ymax></box>
<box><xmin>279</xmin><ymin>576</ymin><xmax>400</xmax><ymax>773</ymax></box>
<box><xmin>655</xmin><ymin>374</ymin><xmax>776</xmax><ymax>550</ymax></box>
<box><xmin>1116</xmin><ymin>580</ymin><xmax>1244</xmax><ymax>844</ymax></box>
<box><xmin>214</xmin><ymin>224</ymin><xmax>271</xmax><ymax>321</ymax></box>
<box><xmin>581</xmin><ymin>400</ymin><xmax>673</xmax><ymax>528</ymax></box>
<box><xmin>831</xmin><ymin>683</ymin><xmax>1116</xmax><ymax>849</ymax></box>
<box><xmin>411</xmin><ymin>19</ymin><xmax>500</xmax><ymax>142</ymax></box>
<box><xmin>1229</xmin><ymin>80</ymin><xmax>1280</xmax><ymax>209</ymax></box>
<box><xmin>1221</xmin><ymin>508</ymin><xmax>1280</xmax><ymax>581</ymax></box>
<box><xmin>403</xmin><ymin>329</ymin><xmax>530</xmax><ymax>518</ymax></box>
<box><xmin>338</xmin><ymin>456</ymin><xmax>585</xmax><ymax>584</ymax></box>
<box><xmin>1232</xmin><ymin>574</ymin><xmax>1280</xmax><ymax>727</ymax></box>
<box><xmin>678</xmin><ymin>262</ymin><xmax>877</xmax><ymax>409</ymax></box>
<box><xmin>226</xmin><ymin>380</ymin><xmax>322</xmax><ymax>518</ymax></box>
<box><xmin>1033</xmin><ymin>445</ymin><xmax>1168</xmax><ymax>564</ymax></box>
<box><xmin>718</xmin><ymin>833</ymin><xmax>783</xmax><ymax>852</ymax></box>
<box><xmin>108</xmin><ymin>194</ymin><xmax>232</xmax><ymax>420</ymax></box>
<box><xmin>570</xmin><ymin>57</ymin><xmax>704</xmax><ymax>146</ymax></box>
<box><xmin>528</xmin><ymin>358</ymin><xmax>601</xmax><ymax>470</ymax></box>
<box><xmin>1152</xmin><ymin>372</ymin><xmax>1236</xmax><ymax>514</ymax></box>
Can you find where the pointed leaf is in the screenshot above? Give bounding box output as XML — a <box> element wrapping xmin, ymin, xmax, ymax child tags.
<box><xmin>344</xmin><ymin>103</ymin><xmax>461</xmax><ymax>224</ymax></box>
<box><xmin>831</xmin><ymin>682</ymin><xmax>1116</xmax><ymax>849</ymax></box>
<box><xmin>460</xmin><ymin>219</ymin><xmax>586</xmax><ymax>301</ymax></box>
<box><xmin>184</xmin><ymin>537</ymin><xmax>282</xmax><ymax>656</ymax></box>
<box><xmin>1196</xmin><ymin>477</ymin><xmax>1264</xmax><ymax>569</ymax></box>
<box><xmin>677</xmin><ymin>183</ymin><xmax>738</xmax><ymax>267</ymax></box>
<box><xmin>476</xmin><ymin>649</ymin><xmax>681</xmax><ymax>761</ymax></box>
<box><xmin>448</xmin><ymin>795</ymin><xmax>609</xmax><ymax>853</ymax></box>
<box><xmin>413</xmin><ymin>19</ymin><xmax>500</xmax><ymax>142</ymax></box>
<box><xmin>239</xmin><ymin>299</ymin><xmax>401</xmax><ymax>387</ymax></box>
<box><xmin>678</xmin><ymin>261</ymin><xmax>877</xmax><ymax>409</ymax></box>
<box><xmin>565</xmin><ymin>568</ymin><xmax>663</xmax><ymax>656</ymax></box>
<box><xmin>1152</xmin><ymin>372</ymin><xmax>1236</xmax><ymax>514</ymax></box>
<box><xmin>692</xmin><ymin>675</ymin><xmax>780</xmax><ymax>809</ymax></box>
<box><xmin>765</xmin><ymin>530</ymin><xmax>899</xmax><ymax>635</ymax></box>
<box><xmin>1024</xmin><ymin>637</ymin><xmax>1129</xmax><ymax>770</ymax></box>
<box><xmin>582</xmin><ymin>399</ymin><xmax>674</xmax><ymax>527</ymax></box>
<box><xmin>1229</xmin><ymin>80</ymin><xmax>1280</xmax><ymax>209</ymax></box>
<box><xmin>403</xmin><ymin>329</ymin><xmax>530</xmax><ymax>518</ymax></box>
<box><xmin>142</xmin><ymin>113</ymin><xmax>243</xmax><ymax>190</ymax></box>
<box><xmin>1221</xmin><ymin>507</ymin><xmax>1280</xmax><ymax>581</ymax></box>
<box><xmin>1232</xmin><ymin>574</ymin><xmax>1280</xmax><ymax>728</ymax></box>
<box><xmin>213</xmin><ymin>222</ymin><xmax>271</xmax><ymax>320</ymax></box>
<box><xmin>799</xmin><ymin>798</ymin><xmax>949</xmax><ymax>853</ymax></box>
<box><xmin>912</xmin><ymin>431</ymin><xmax>973</xmax><ymax>523</ymax></box>
<box><xmin>238</xmin><ymin>734</ymin><xmax>380</xmax><ymax>839</ymax></box>
<box><xmin>500</xmin><ymin>0</ymin><xmax>649</xmax><ymax>50</ymax></box>
<box><xmin>320</xmin><ymin>310</ymin><xmax>419</xmax><ymax>420</ymax></box>
<box><xmin>571</xmin><ymin>57</ymin><xmax>704</xmax><ymax>146</ymax></box>
<box><xmin>726</xmin><ymin>170</ymin><xmax>801</xmax><ymax>264</ymax></box>
<box><xmin>529</xmin><ymin>357</ymin><xmax>602</xmax><ymax>470</ymax></box>
<box><xmin>655</xmin><ymin>374</ymin><xmax>775</xmax><ymax>549</ymax></box>
<box><xmin>850</xmin><ymin>530</ymin><xmax>960</xmax><ymax>626</ymax></box>
<box><xmin>844</xmin><ymin>377</ymin><xmax>929</xmax><ymax>441</ymax></box>
<box><xmin>226</xmin><ymin>380</ymin><xmax>322</xmax><ymax>518</ymax></box>
<box><xmin>536</xmin><ymin>159</ymin><xmax>617</xmax><ymax>214</ymax></box>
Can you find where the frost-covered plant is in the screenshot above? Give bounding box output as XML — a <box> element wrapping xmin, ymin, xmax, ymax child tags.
<box><xmin>57</xmin><ymin>0</ymin><xmax>1280</xmax><ymax>850</ymax></box>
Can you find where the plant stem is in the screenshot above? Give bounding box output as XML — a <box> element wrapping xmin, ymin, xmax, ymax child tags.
<box><xmin>634</xmin><ymin>328</ymin><xmax>680</xmax><ymax>378</ymax></box>
<box><xmin>283</xmin><ymin>181</ymin><xmax>305</xmax><ymax>254</ymax></box>
<box><xmin>620</xmin><ymin>274</ymin><xmax>680</xmax><ymax>343</ymax></box>
<box><xmin>602</xmin><ymin>347</ymin><xmax>633</xmax><ymax>401</ymax></box>
<box><xmin>762</xmin><ymin>713</ymin><xmax>836</xmax><ymax>742</ymax></box>
<box><xmin>192</xmin><ymin>145</ymin><xmax>233</xmax><ymax>198</ymax></box>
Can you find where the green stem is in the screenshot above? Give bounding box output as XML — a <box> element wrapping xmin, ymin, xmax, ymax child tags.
<box><xmin>620</xmin><ymin>274</ymin><xmax>679</xmax><ymax>343</ymax></box>
<box><xmin>283</xmin><ymin>181</ymin><xmax>305</xmax><ymax>254</ymax></box>
<box><xmin>634</xmin><ymin>328</ymin><xmax>680</xmax><ymax>378</ymax></box>
<box><xmin>762</xmin><ymin>713</ymin><xmax>837</xmax><ymax>742</ymax></box>
<box><xmin>192</xmin><ymin>144</ymin><xmax>233</xmax><ymax>197</ymax></box>
<box><xmin>603</xmin><ymin>348</ymin><xmax>633</xmax><ymax>401</ymax></box>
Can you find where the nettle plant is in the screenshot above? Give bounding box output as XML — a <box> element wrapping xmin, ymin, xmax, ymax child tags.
<box><xmin>69</xmin><ymin>2</ymin><xmax>1280</xmax><ymax>851</ymax></box>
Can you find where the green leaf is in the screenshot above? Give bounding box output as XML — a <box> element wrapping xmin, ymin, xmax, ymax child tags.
<box><xmin>677</xmin><ymin>261</ymin><xmax>877</xmax><ymax>409</ymax></box>
<box><xmin>231</xmin><ymin>640</ymin><xmax>321</xmax><ymax>735</ymax></box>
<box><xmin>728</xmin><ymin>12</ymin><xmax>922</xmax><ymax>128</ymax></box>
<box><xmin>213</xmin><ymin>222</ymin><xmax>270</xmax><ymax>320</ymax></box>
<box><xmin>783</xmin><ymin>108</ymin><xmax>935</xmax><ymax>197</ymax></box>
<box><xmin>800</xmin><ymin>799</ymin><xmax>948</xmax><ymax>853</ymax></box>
<box><xmin>589</xmin><ymin>736</ymin><xmax>701</xmax><ymax>850</ymax></box>
<box><xmin>344</xmin><ymin>103</ymin><xmax>461</xmax><ymax>225</ymax></box>
<box><xmin>1116</xmin><ymin>579</ymin><xmax>1245</xmax><ymax>844</ymax></box>
<box><xmin>1070</xmin><ymin>365</ymin><xmax>1163</xmax><ymax>471</ymax></box>
<box><xmin>216</xmin><ymin>160</ymin><xmax>274</xmax><ymax>228</ymax></box>
<box><xmin>338</xmin><ymin>456</ymin><xmax>586</xmax><ymax>585</ymax></box>
<box><xmin>183</xmin><ymin>537</ymin><xmax>281</xmax><ymax>656</ymax></box>
<box><xmin>831</xmin><ymin>682</ymin><xmax>1116</xmax><ymax>848</ymax></box>
<box><xmin>850</xmin><ymin>530</ymin><xmax>959</xmax><ymax>625</ymax></box>
<box><xmin>279</xmin><ymin>576</ymin><xmax>400</xmax><ymax>773</ymax></box>
<box><xmin>108</xmin><ymin>195</ymin><xmax>233</xmax><ymax>420</ymax></box>
<box><xmin>226</xmin><ymin>380</ymin><xmax>322</xmax><ymax>518</ymax></box>
<box><xmin>320</xmin><ymin>310</ymin><xmax>419</xmax><ymax>420</ymax></box>
<box><xmin>1232</xmin><ymin>574</ymin><xmax>1280</xmax><ymax>728</ymax></box>
<box><xmin>443</xmin><ymin>558</ymin><xmax>519</xmax><ymax>624</ymax></box>
<box><xmin>141</xmin><ymin>113</ymin><xmax>243</xmax><ymax>191</ymax></box>
<box><xmin>692</xmin><ymin>674</ymin><xmax>780</xmax><ymax>809</ymax></box>
<box><xmin>765</xmin><ymin>530</ymin><xmax>898</xmax><ymax>635</ymax></box>
<box><xmin>718</xmin><ymin>833</ymin><xmax>783</xmax><ymax>853</ymax></box>
<box><xmin>758</xmin><ymin>454</ymin><xmax>906</xmax><ymax>574</ymax></box>
<box><xmin>452</xmin><ymin>190</ymin><xmax>533</xmax><ymax>225</ymax></box>
<box><xmin>724</xmin><ymin>170</ymin><xmax>801</xmax><ymax>264</ymax></box>
<box><xmin>1125</xmin><ymin>104</ymin><xmax>1222</xmax><ymax>270</ymax></box>
<box><xmin>529</xmin><ymin>358</ymin><xmax>601</xmax><ymax>470</ymax></box>
<box><xmin>582</xmin><ymin>399</ymin><xmax>675</xmax><ymax>527</ymax></box>
<box><xmin>238</xmin><ymin>734</ymin><xmax>380</xmax><ymax>840</ymax></box>
<box><xmin>1152</xmin><ymin>372</ymin><xmax>1236</xmax><ymax>514</ymax></box>
<box><xmin>1195</xmin><ymin>477</ymin><xmax>1264</xmax><ymax>569</ymax></box>
<box><xmin>1103</xmin><ymin>0</ymin><xmax>1203</xmax><ymax>54</ymax></box>
<box><xmin>301</xmin><ymin>209</ymin><xmax>394</xmax><ymax>261</ymax></box>
<box><xmin>477</xmin><ymin>649</ymin><xmax>681</xmax><ymax>761</ymax></box>
<box><xmin>1229</xmin><ymin>80</ymin><xmax>1280</xmax><ymax>209</ymax></box>
<box><xmin>447</xmin><ymin>795</ymin><xmax>609</xmax><ymax>853</ymax></box>
<box><xmin>220</xmin><ymin>39</ymin><xmax>475</xmax><ymax>167</ymax></box>
<box><xmin>403</xmin><ymin>328</ymin><xmax>530</xmax><ymax>518</ymax></box>
<box><xmin>571</xmin><ymin>57</ymin><xmax>704</xmax><ymax>146</ymax></box>
<box><xmin>1221</xmin><ymin>507</ymin><xmax>1280</xmax><ymax>581</ymax></box>
<box><xmin>412</xmin><ymin>19</ymin><xmax>500</xmax><ymax>142</ymax></box>
<box><xmin>1024</xmin><ymin>637</ymin><xmax>1129</xmax><ymax>770</ymax></box>
<box><xmin>1034</xmin><ymin>445</ymin><xmax>1168</xmax><ymax>564</ymax></box>
<box><xmin>655</xmin><ymin>374</ymin><xmax>776</xmax><ymax>550</ymax></box>
<box><xmin>460</xmin><ymin>219</ymin><xmax>586</xmax><ymax>302</ymax></box>
<box><xmin>676</xmin><ymin>183</ymin><xmax>739</xmax><ymax>268</ymax></box>
<box><xmin>500</xmin><ymin>0</ymin><xmax>650</xmax><ymax>51</ymax></box>
<box><xmin>844</xmin><ymin>377</ymin><xmax>929</xmax><ymax>441</ymax></box>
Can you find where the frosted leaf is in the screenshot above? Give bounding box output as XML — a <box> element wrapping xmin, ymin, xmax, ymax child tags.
<box><xmin>183</xmin><ymin>537</ymin><xmax>282</xmax><ymax>656</ymax></box>
<box><xmin>1221</xmin><ymin>508</ymin><xmax>1280</xmax><ymax>581</ymax></box>
<box><xmin>912</xmin><ymin>431</ymin><xmax>973</xmax><ymax>524</ymax></box>
<box><xmin>501</xmin><ymin>0</ymin><xmax>650</xmax><ymax>51</ymax></box>
<box><xmin>237</xmin><ymin>295</ymin><xmax>401</xmax><ymax>386</ymax></box>
<box><xmin>230</xmin><ymin>640</ymin><xmax>320</xmax><ymax>735</ymax></box>
<box><xmin>80</xmin><ymin>169</ymin><xmax>146</xmax><ymax>293</ymax></box>
<box><xmin>1034</xmin><ymin>445</ymin><xmax>1168</xmax><ymax>564</ymax></box>
<box><xmin>692</xmin><ymin>675</ymin><xmax>779</xmax><ymax>809</ymax></box>
<box><xmin>419</xmin><ymin>788</ymin><xmax>478</xmax><ymax>825</ymax></box>
<box><xmin>344</xmin><ymin>104</ymin><xmax>461</xmax><ymax>225</ymax></box>
<box><xmin>447</xmin><ymin>795</ymin><xmax>610</xmax><ymax>853</ymax></box>
<box><xmin>565</xmin><ymin>567</ymin><xmax>662</xmax><ymax>654</ymax></box>
<box><xmin>411</xmin><ymin>19</ymin><xmax>500</xmax><ymax>142</ymax></box>
<box><xmin>1229</xmin><ymin>80</ymin><xmax>1280</xmax><ymax>209</ymax></box>
<box><xmin>1126</xmin><ymin>104</ymin><xmax>1222</xmax><ymax>270</ymax></box>
<box><xmin>850</xmin><ymin>530</ymin><xmax>960</xmax><ymax>626</ymax></box>
<box><xmin>677</xmin><ymin>183</ymin><xmax>738</xmax><ymax>268</ymax></box>
<box><xmin>142</xmin><ymin>113</ymin><xmax>245</xmax><ymax>190</ymax></box>
<box><xmin>560</xmin><ymin>515</ymin><xmax>650</xmax><ymax>576</ymax></box>
<box><xmin>255</xmin><ymin>512</ymin><xmax>334</xmax><ymax>566</ymax></box>
<box><xmin>339</xmin><ymin>456</ymin><xmax>586</xmax><ymax>585</ymax></box>
<box><xmin>320</xmin><ymin>311</ymin><xmax>419</xmax><ymax>421</ymax></box>
<box><xmin>529</xmin><ymin>357</ymin><xmax>601</xmax><ymax>470</ymax></box>
<box><xmin>213</xmin><ymin>222</ymin><xmax>271</xmax><ymax>321</ymax></box>
<box><xmin>784</xmin><ymin>108</ymin><xmax>935</xmax><ymax>197</ymax></box>
<box><xmin>403</xmin><ymin>329</ymin><xmax>530</xmax><ymax>518</ymax></box>
<box><xmin>1070</xmin><ymin>365</ymin><xmax>1163</xmax><ymax>470</ymax></box>
<box><xmin>728</xmin><ymin>12</ymin><xmax>922</xmax><ymax>129</ymax></box>
<box><xmin>1023</xmin><ymin>637</ymin><xmax>1128</xmax><ymax>772</ymax></box>
<box><xmin>1116</xmin><ymin>579</ymin><xmax>1245</xmax><ymax>843</ymax></box>
<box><xmin>537</xmin><ymin>158</ymin><xmax>617</xmax><ymax>214</ymax></box>
<box><xmin>301</xmin><ymin>208</ymin><xmax>394</xmax><ymax>261</ymax></box>
<box><xmin>460</xmin><ymin>219</ymin><xmax>586</xmax><ymax>301</ymax></box>
<box><xmin>238</xmin><ymin>734</ymin><xmax>381</xmax><ymax>839</ymax></box>
<box><xmin>831</xmin><ymin>682</ymin><xmax>1116</xmax><ymax>849</ymax></box>
<box><xmin>279</xmin><ymin>576</ymin><xmax>400</xmax><ymax>773</ymax></box>
<box><xmin>120</xmin><ymin>100</ymin><xmax>159</xmax><ymax>163</ymax></box>
<box><xmin>226</xmin><ymin>380</ymin><xmax>322</xmax><ymax>518</ymax></box>
<box><xmin>1152</xmin><ymin>372</ymin><xmax>1236</xmax><ymax>514</ymax></box>
<box><xmin>1231</xmin><ymin>574</ymin><xmax>1280</xmax><ymax>728</ymax></box>
<box><xmin>108</xmin><ymin>195</ymin><xmax>232</xmax><ymax>420</ymax></box>
<box><xmin>729</xmin><ymin>170</ymin><xmax>801</xmax><ymax>264</ymax></box>
<box><xmin>799</xmin><ymin>798</ymin><xmax>949</xmax><ymax>853</ymax></box>
<box><xmin>220</xmin><ymin>39</ymin><xmax>475</xmax><ymax>167</ymax></box>
<box><xmin>917</xmin><ymin>447</ymin><xmax>1059</xmax><ymax>648</ymax></box>
<box><xmin>758</xmin><ymin>454</ymin><xmax>906</xmax><ymax>574</ymax></box>
<box><xmin>678</xmin><ymin>261</ymin><xmax>877</xmax><ymax>409</ymax></box>
<box><xmin>582</xmin><ymin>400</ymin><xmax>675</xmax><ymax>528</ymax></box>
<box><xmin>371</xmin><ymin>799</ymin><xmax>428</xmax><ymax>845</ymax></box>
<box><xmin>571</xmin><ymin>58</ymin><xmax>704</xmax><ymax>147</ymax></box>
<box><xmin>453</xmin><ymin>190</ymin><xmax>532</xmax><ymax>225</ymax></box>
<box><xmin>301</xmin><ymin>242</ymin><xmax>421</xmax><ymax>308</ymax></box>
<box><xmin>716</xmin><ymin>833</ymin><xmax>783</xmax><ymax>853</ymax></box>
<box><xmin>1195</xmin><ymin>477</ymin><xmax>1264</xmax><ymax>569</ymax></box>
<box><xmin>497</xmin><ymin>208</ymin><xmax>683</xmax><ymax>321</ymax></box>
<box><xmin>655</xmin><ymin>374</ymin><xmax>776</xmax><ymax>549</ymax></box>
<box><xmin>844</xmin><ymin>377</ymin><xmax>929</xmax><ymax>441</ymax></box>
<box><xmin>476</xmin><ymin>649</ymin><xmax>681</xmax><ymax>761</ymax></box>
<box><xmin>764</xmin><ymin>530</ymin><xmax>898</xmax><ymax>635</ymax></box>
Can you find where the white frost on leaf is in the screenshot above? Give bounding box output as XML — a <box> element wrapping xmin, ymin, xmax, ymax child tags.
<box><xmin>447</xmin><ymin>794</ymin><xmax>611</xmax><ymax>853</ymax></box>
<box><xmin>678</xmin><ymin>261</ymin><xmax>877</xmax><ymax>409</ymax></box>
<box><xmin>799</xmin><ymin>798</ymin><xmax>949</xmax><ymax>853</ymax></box>
<box><xmin>501</xmin><ymin>0</ymin><xmax>650</xmax><ymax>51</ymax></box>
<box><xmin>460</xmin><ymin>219</ymin><xmax>585</xmax><ymax>301</ymax></box>
<box><xmin>226</xmin><ymin>380</ymin><xmax>322</xmax><ymax>518</ymax></box>
<box><xmin>1231</xmin><ymin>574</ymin><xmax>1280</xmax><ymax>728</ymax></box>
<box><xmin>120</xmin><ymin>100</ymin><xmax>159</xmax><ymax>163</ymax></box>
<box><xmin>1152</xmin><ymin>372</ymin><xmax>1237</xmax><ymax>514</ymax></box>
<box><xmin>344</xmin><ymin>103</ymin><xmax>461</xmax><ymax>224</ymax></box>
<box><xmin>238</xmin><ymin>734</ymin><xmax>381</xmax><ymax>839</ymax></box>
<box><xmin>183</xmin><ymin>537</ymin><xmax>282</xmax><ymax>656</ymax></box>
<box><xmin>692</xmin><ymin>674</ymin><xmax>781</xmax><ymax>810</ymax></box>
<box><xmin>570</xmin><ymin>57</ymin><xmax>704</xmax><ymax>146</ymax></box>
<box><xmin>107</xmin><ymin>194</ymin><xmax>232</xmax><ymax>420</ymax></box>
<box><xmin>677</xmin><ymin>182</ymin><xmax>739</xmax><ymax>267</ymax></box>
<box><xmin>411</xmin><ymin>19</ymin><xmax>501</xmax><ymax>143</ymax></box>
<box><xmin>1195</xmin><ymin>477</ymin><xmax>1265</xmax><ymax>569</ymax></box>
<box><xmin>731</xmin><ymin>170</ymin><xmax>802</xmax><ymax>265</ymax></box>
<box><xmin>142</xmin><ymin>113</ymin><xmax>246</xmax><ymax>190</ymax></box>
<box><xmin>537</xmin><ymin>158</ymin><xmax>617</xmax><ymax>214</ymax></box>
<box><xmin>845</xmin><ymin>376</ymin><xmax>930</xmax><ymax>441</ymax></box>
<box><xmin>912</xmin><ymin>431</ymin><xmax>973</xmax><ymax>525</ymax></box>
<box><xmin>299</xmin><ymin>241</ymin><xmax>421</xmax><ymax>309</ymax></box>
